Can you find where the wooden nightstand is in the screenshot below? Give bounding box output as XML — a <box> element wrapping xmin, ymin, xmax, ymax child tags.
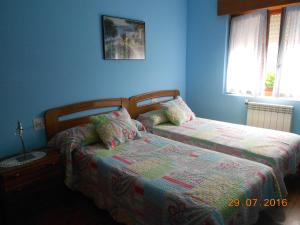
<box><xmin>0</xmin><ymin>148</ymin><xmax>64</xmax><ymax>224</ymax></box>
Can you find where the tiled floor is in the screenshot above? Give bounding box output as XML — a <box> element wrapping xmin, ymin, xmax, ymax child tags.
<box><xmin>10</xmin><ymin>175</ymin><xmax>300</xmax><ymax>225</ymax></box>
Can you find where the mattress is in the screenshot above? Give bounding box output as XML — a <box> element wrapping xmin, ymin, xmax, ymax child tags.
<box><xmin>61</xmin><ymin>132</ymin><xmax>283</xmax><ymax>225</ymax></box>
<box><xmin>148</xmin><ymin>117</ymin><xmax>300</xmax><ymax>186</ymax></box>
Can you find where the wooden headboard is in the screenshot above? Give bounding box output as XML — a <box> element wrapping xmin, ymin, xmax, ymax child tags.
<box><xmin>44</xmin><ymin>98</ymin><xmax>129</xmax><ymax>140</ymax></box>
<box><xmin>129</xmin><ymin>90</ymin><xmax>180</xmax><ymax>119</ymax></box>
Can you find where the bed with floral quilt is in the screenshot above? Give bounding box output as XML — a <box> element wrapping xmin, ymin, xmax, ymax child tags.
<box><xmin>132</xmin><ymin>91</ymin><xmax>300</xmax><ymax>189</ymax></box>
<box><xmin>53</xmin><ymin>130</ymin><xmax>284</xmax><ymax>225</ymax></box>
<box><xmin>142</xmin><ymin>117</ymin><xmax>300</xmax><ymax>188</ymax></box>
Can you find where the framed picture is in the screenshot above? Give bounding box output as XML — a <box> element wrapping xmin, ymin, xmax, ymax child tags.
<box><xmin>102</xmin><ymin>15</ymin><xmax>145</xmax><ymax>60</ymax></box>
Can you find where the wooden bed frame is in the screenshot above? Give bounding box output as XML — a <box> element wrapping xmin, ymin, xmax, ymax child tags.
<box><xmin>44</xmin><ymin>98</ymin><xmax>129</xmax><ymax>140</ymax></box>
<box><xmin>129</xmin><ymin>89</ymin><xmax>180</xmax><ymax>119</ymax></box>
<box><xmin>43</xmin><ymin>91</ymin><xmax>300</xmax><ymax>174</ymax></box>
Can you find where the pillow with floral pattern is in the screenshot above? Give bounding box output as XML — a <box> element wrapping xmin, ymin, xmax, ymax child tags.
<box><xmin>161</xmin><ymin>97</ymin><xmax>195</xmax><ymax>125</ymax></box>
<box><xmin>91</xmin><ymin>108</ymin><xmax>141</xmax><ymax>149</ymax></box>
<box><xmin>131</xmin><ymin>119</ymin><xmax>146</xmax><ymax>132</ymax></box>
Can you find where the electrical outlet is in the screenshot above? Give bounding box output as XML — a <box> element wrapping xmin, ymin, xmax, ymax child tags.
<box><xmin>33</xmin><ymin>118</ymin><xmax>45</xmax><ymax>130</ymax></box>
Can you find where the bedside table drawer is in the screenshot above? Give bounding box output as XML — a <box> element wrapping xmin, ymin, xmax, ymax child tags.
<box><xmin>3</xmin><ymin>163</ymin><xmax>62</xmax><ymax>192</ymax></box>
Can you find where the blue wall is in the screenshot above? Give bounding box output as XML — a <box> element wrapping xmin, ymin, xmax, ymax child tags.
<box><xmin>0</xmin><ymin>0</ymin><xmax>187</xmax><ymax>158</ymax></box>
<box><xmin>186</xmin><ymin>0</ymin><xmax>300</xmax><ymax>134</ymax></box>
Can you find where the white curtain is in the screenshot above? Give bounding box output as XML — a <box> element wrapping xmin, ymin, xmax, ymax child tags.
<box><xmin>275</xmin><ymin>6</ymin><xmax>300</xmax><ymax>98</ymax></box>
<box><xmin>226</xmin><ymin>11</ymin><xmax>267</xmax><ymax>96</ymax></box>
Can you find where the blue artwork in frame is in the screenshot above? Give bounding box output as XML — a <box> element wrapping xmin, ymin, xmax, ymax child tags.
<box><xmin>102</xmin><ymin>15</ymin><xmax>145</xmax><ymax>60</ymax></box>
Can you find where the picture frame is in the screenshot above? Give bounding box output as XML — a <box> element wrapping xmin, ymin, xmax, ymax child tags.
<box><xmin>102</xmin><ymin>15</ymin><xmax>145</xmax><ymax>60</ymax></box>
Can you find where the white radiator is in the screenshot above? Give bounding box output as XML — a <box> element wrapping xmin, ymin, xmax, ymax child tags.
<box><xmin>246</xmin><ymin>102</ymin><xmax>294</xmax><ymax>132</ymax></box>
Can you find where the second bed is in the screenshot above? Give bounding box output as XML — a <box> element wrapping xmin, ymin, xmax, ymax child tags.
<box><xmin>130</xmin><ymin>90</ymin><xmax>300</xmax><ymax>194</ymax></box>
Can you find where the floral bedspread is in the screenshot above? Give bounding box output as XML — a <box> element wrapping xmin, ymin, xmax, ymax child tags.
<box><xmin>150</xmin><ymin>118</ymin><xmax>300</xmax><ymax>189</ymax></box>
<box><xmin>61</xmin><ymin>132</ymin><xmax>283</xmax><ymax>225</ymax></box>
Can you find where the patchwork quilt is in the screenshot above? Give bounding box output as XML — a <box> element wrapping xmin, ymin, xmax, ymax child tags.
<box><xmin>59</xmin><ymin>132</ymin><xmax>283</xmax><ymax>225</ymax></box>
<box><xmin>150</xmin><ymin>118</ymin><xmax>300</xmax><ymax>188</ymax></box>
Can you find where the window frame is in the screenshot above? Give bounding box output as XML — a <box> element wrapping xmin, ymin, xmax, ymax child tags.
<box><xmin>225</xmin><ymin>7</ymin><xmax>293</xmax><ymax>98</ymax></box>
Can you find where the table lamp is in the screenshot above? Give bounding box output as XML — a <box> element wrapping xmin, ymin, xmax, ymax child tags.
<box><xmin>15</xmin><ymin>120</ymin><xmax>35</xmax><ymax>162</ymax></box>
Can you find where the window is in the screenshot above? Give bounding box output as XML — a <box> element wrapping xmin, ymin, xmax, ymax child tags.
<box><xmin>264</xmin><ymin>12</ymin><xmax>281</xmax><ymax>96</ymax></box>
<box><xmin>226</xmin><ymin>6</ymin><xmax>300</xmax><ymax>99</ymax></box>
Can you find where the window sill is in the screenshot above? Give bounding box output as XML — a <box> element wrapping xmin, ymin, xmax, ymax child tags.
<box><xmin>224</xmin><ymin>93</ymin><xmax>300</xmax><ymax>103</ymax></box>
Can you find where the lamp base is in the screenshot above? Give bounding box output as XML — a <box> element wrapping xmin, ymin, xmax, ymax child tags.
<box><xmin>16</xmin><ymin>153</ymin><xmax>35</xmax><ymax>162</ymax></box>
<box><xmin>0</xmin><ymin>151</ymin><xmax>47</xmax><ymax>168</ymax></box>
